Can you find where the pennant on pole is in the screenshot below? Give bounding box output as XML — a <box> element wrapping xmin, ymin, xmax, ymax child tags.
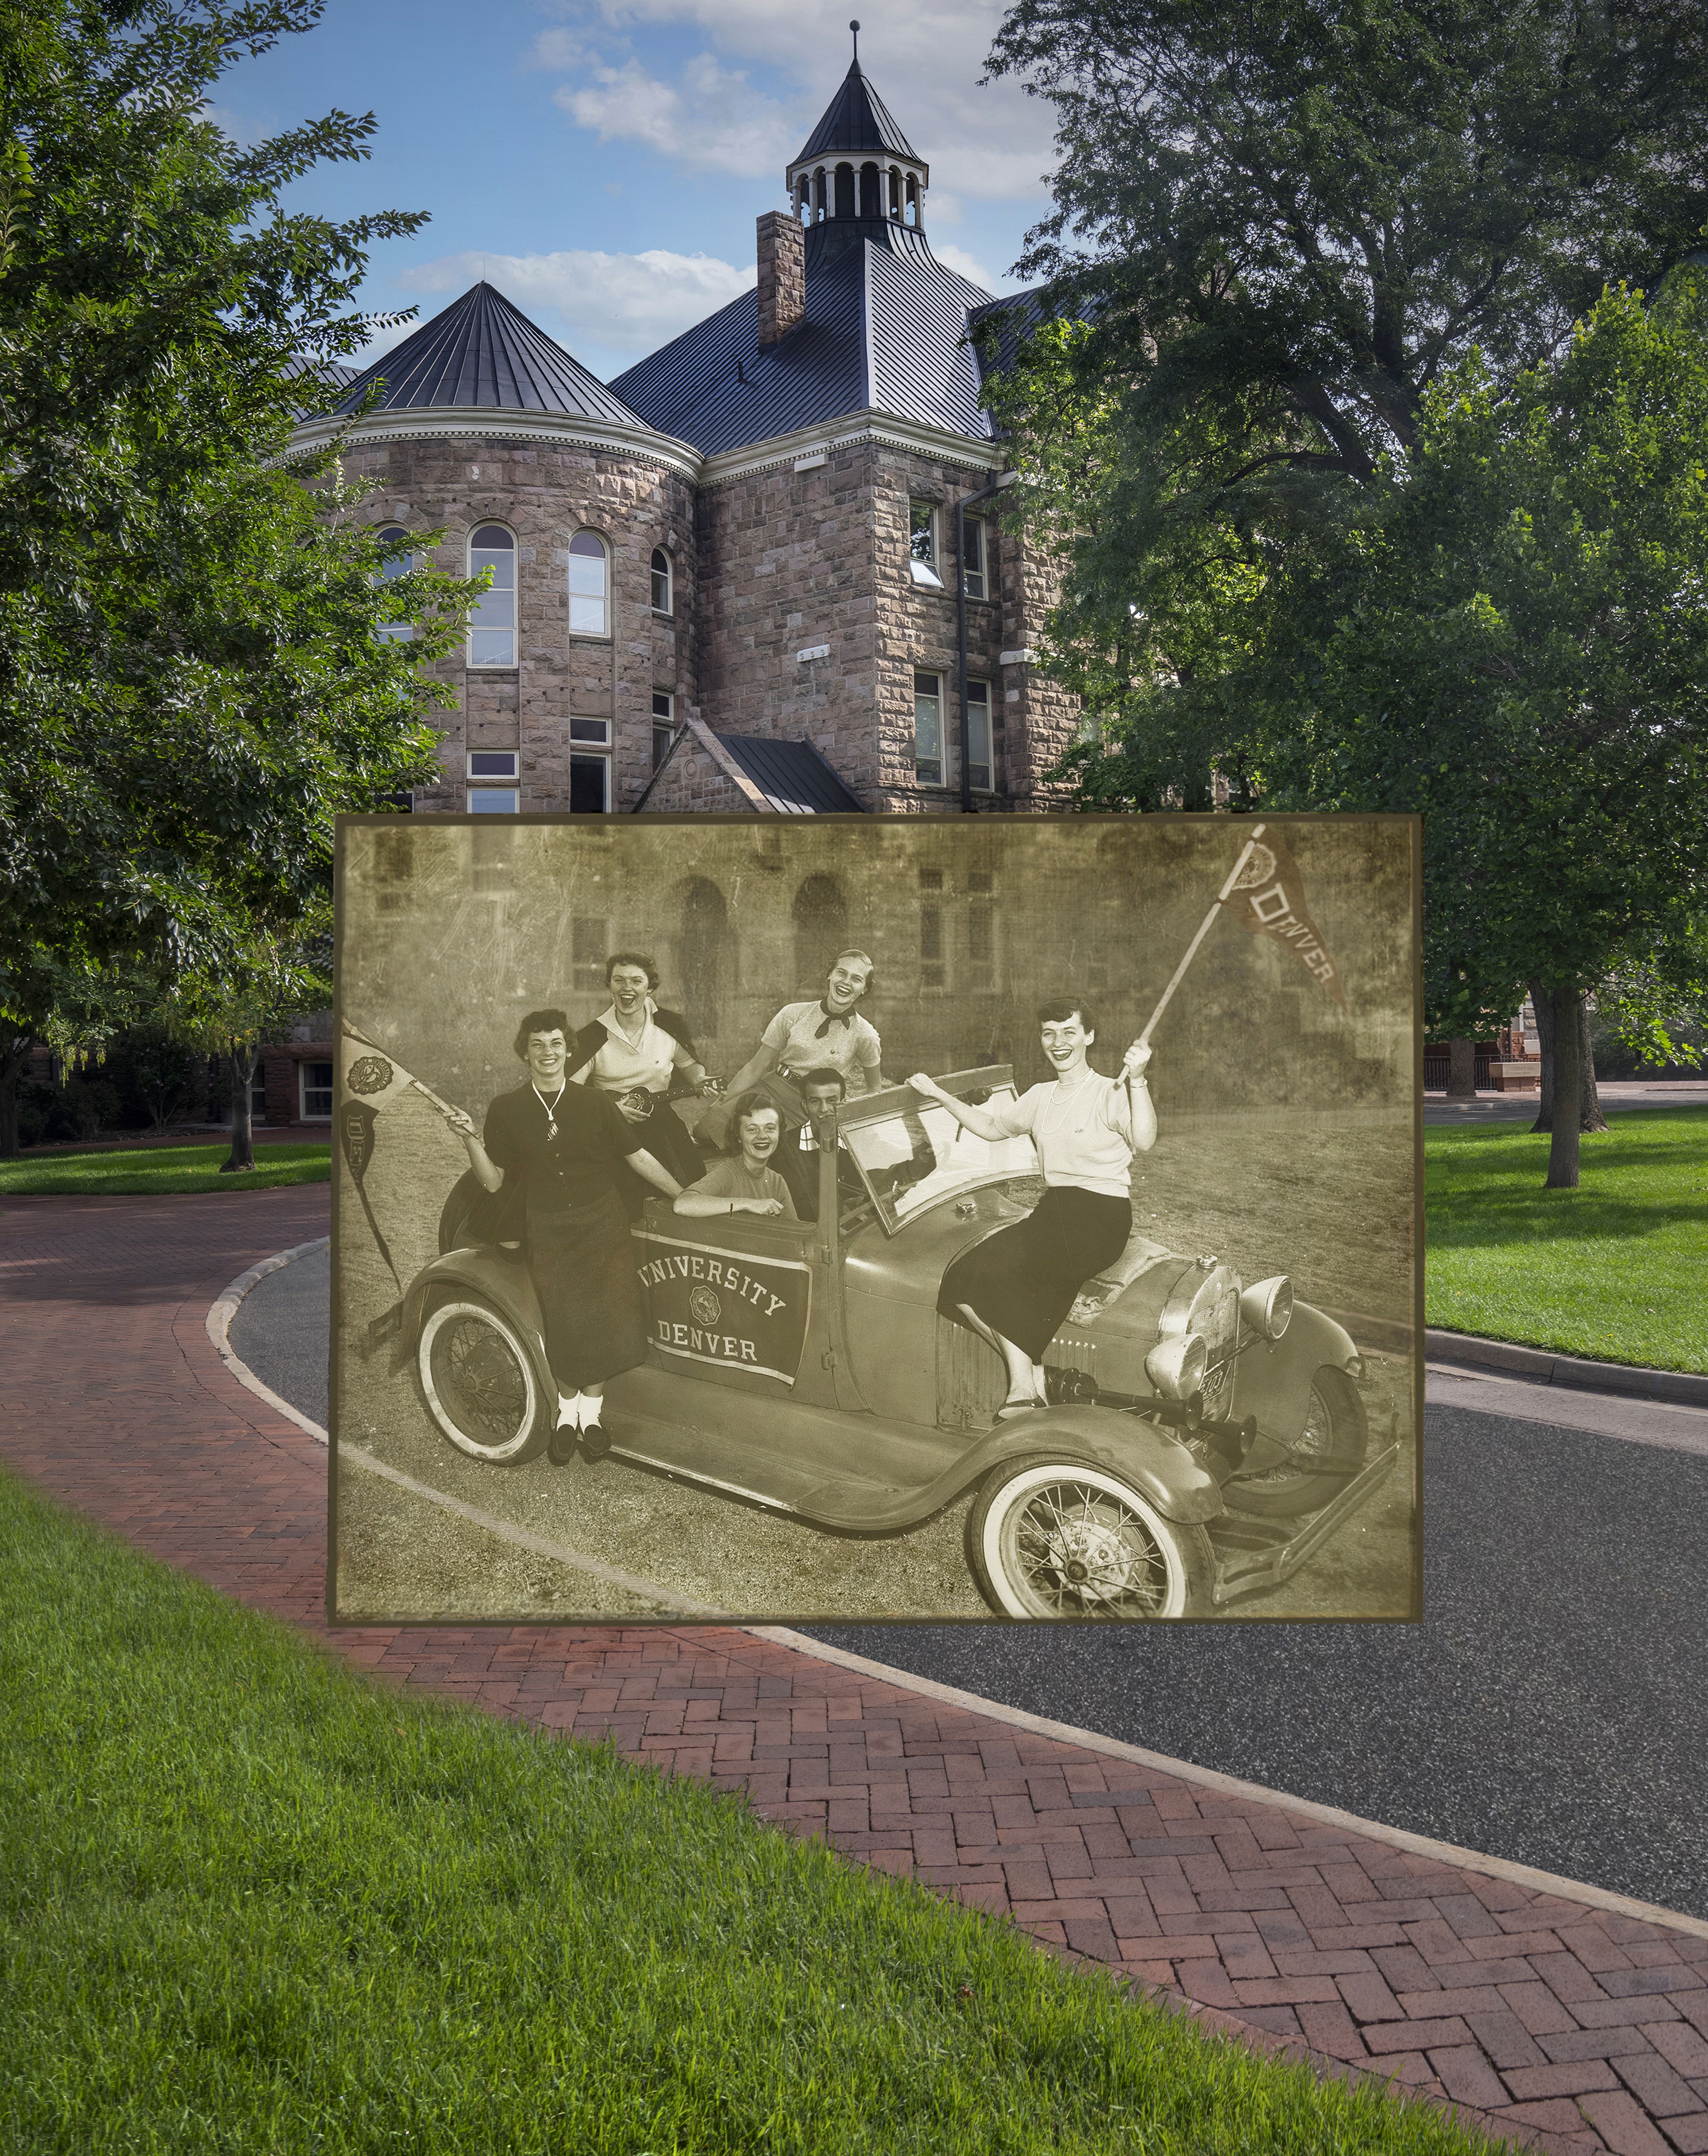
<box><xmin>1218</xmin><ymin>828</ymin><xmax>1347</xmax><ymax>1006</ymax></box>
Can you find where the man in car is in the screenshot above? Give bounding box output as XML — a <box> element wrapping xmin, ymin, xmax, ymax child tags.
<box><xmin>772</xmin><ymin>1067</ymin><xmax>865</xmax><ymax>1223</ymax></box>
<box><xmin>703</xmin><ymin>949</ymin><xmax>883</xmax><ymax>1148</ymax></box>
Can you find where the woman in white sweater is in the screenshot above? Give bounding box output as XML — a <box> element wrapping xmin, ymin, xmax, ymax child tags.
<box><xmin>908</xmin><ymin>997</ymin><xmax>1154</xmax><ymax>1424</ymax></box>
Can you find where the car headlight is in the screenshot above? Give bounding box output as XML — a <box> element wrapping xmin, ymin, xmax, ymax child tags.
<box><xmin>1239</xmin><ymin>1275</ymin><xmax>1293</xmax><ymax>1342</ymax></box>
<box><xmin>1145</xmin><ymin>1332</ymin><xmax>1208</xmax><ymax>1401</ymax></box>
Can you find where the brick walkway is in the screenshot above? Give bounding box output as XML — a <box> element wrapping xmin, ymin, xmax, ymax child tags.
<box><xmin>3</xmin><ymin>1190</ymin><xmax>1706</xmax><ymax>2156</ymax></box>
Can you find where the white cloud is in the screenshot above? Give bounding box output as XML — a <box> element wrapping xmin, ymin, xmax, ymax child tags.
<box><xmin>551</xmin><ymin>52</ymin><xmax>795</xmax><ymax>178</ymax></box>
<box><xmin>399</xmin><ymin>247</ymin><xmax>755</xmax><ymax>366</ymax></box>
<box><xmin>934</xmin><ymin>242</ymin><xmax>1010</xmax><ymax>293</ymax></box>
<box><xmin>536</xmin><ymin>0</ymin><xmax>1056</xmax><ymax>202</ymax></box>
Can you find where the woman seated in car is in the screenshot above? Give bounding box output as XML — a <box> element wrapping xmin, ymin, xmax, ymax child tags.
<box><xmin>908</xmin><ymin>997</ymin><xmax>1154</xmax><ymax>1424</ymax></box>
<box><xmin>567</xmin><ymin>948</ymin><xmax>718</xmax><ymax>1208</ymax></box>
<box><xmin>673</xmin><ymin>1093</ymin><xmax>797</xmax><ymax>1220</ymax></box>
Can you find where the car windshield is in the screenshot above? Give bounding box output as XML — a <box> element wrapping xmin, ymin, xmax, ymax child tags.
<box><xmin>842</xmin><ymin>1082</ymin><xmax>1037</xmax><ymax>1235</ymax></box>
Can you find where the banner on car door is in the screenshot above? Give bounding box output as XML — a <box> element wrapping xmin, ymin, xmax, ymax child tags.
<box><xmin>632</xmin><ymin>1232</ymin><xmax>812</xmax><ymax>1385</ymax></box>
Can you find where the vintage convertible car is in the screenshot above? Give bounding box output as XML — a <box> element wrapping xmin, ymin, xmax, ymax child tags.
<box><xmin>399</xmin><ymin>1068</ymin><xmax>1398</xmax><ymax>1619</ymax></box>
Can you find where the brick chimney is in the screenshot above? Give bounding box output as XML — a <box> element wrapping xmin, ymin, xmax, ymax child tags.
<box><xmin>756</xmin><ymin>210</ymin><xmax>806</xmax><ymax>347</ymax></box>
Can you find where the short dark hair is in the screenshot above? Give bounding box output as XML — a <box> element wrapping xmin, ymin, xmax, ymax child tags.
<box><xmin>728</xmin><ymin>1088</ymin><xmax>781</xmax><ymax>1136</ymax></box>
<box><xmin>605</xmin><ymin>949</ymin><xmax>660</xmax><ymax>990</ymax></box>
<box><xmin>1036</xmin><ymin>995</ymin><xmax>1098</xmax><ymax>1038</ymax></box>
<box><xmin>797</xmin><ymin>1067</ymin><xmax>847</xmax><ymax>1099</ymax></box>
<box><xmin>514</xmin><ymin>1009</ymin><xmax>572</xmax><ymax>1059</ymax></box>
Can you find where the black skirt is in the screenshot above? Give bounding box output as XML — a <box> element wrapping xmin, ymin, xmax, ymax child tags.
<box><xmin>526</xmin><ymin>1185</ymin><xmax>648</xmax><ymax>1389</ymax></box>
<box><xmin>938</xmin><ymin>1185</ymin><xmax>1133</xmax><ymax>1363</ymax></box>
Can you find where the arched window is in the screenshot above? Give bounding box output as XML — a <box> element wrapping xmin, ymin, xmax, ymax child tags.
<box><xmin>859</xmin><ymin>162</ymin><xmax>881</xmax><ymax>219</ymax></box>
<box><xmin>568</xmin><ymin>530</ymin><xmax>608</xmax><ymax>637</ymax></box>
<box><xmin>813</xmin><ymin>168</ymin><xmax>827</xmax><ymax>221</ymax></box>
<box><xmin>792</xmin><ymin>875</ymin><xmax>848</xmax><ymax>991</ymax></box>
<box><xmin>905</xmin><ymin>175</ymin><xmax>919</xmax><ymax>226</ymax></box>
<box><xmin>676</xmin><ymin>877</ymin><xmax>727</xmax><ymax>1041</ymax></box>
<box><xmin>651</xmin><ymin>546</ymin><xmax>672</xmax><ymax>615</ymax></box>
<box><xmin>888</xmin><ymin>168</ymin><xmax>902</xmax><ymax>219</ymax></box>
<box><xmin>375</xmin><ymin>526</ymin><xmax>413</xmax><ymax>642</ymax></box>
<box><xmin>834</xmin><ymin>163</ymin><xmax>854</xmax><ymax>219</ymax></box>
<box><xmin>467</xmin><ymin>523</ymin><xmax>515</xmax><ymax>667</ymax></box>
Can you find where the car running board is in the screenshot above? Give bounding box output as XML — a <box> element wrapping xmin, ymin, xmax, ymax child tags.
<box><xmin>1206</xmin><ymin>1445</ymin><xmax>1400</xmax><ymax>1607</ymax></box>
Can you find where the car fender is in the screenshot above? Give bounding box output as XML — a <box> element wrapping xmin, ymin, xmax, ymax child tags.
<box><xmin>941</xmin><ymin>1404</ymin><xmax>1223</xmax><ymax>1524</ymax></box>
<box><xmin>402</xmin><ymin>1248</ymin><xmax>547</xmax><ymax>1366</ymax></box>
<box><xmin>1230</xmin><ymin>1302</ymin><xmax>1360</xmax><ymax>1432</ymax></box>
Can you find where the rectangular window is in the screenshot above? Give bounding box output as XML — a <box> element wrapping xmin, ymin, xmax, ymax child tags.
<box><xmin>569</xmin><ymin>717</ymin><xmax>611</xmax><ymax>744</ymax></box>
<box><xmin>968</xmin><ymin>900</ymin><xmax>995</xmax><ymax>992</ymax></box>
<box><xmin>909</xmin><ymin>501</ymin><xmax>943</xmax><ymax>587</ymax></box>
<box><xmin>652</xmin><ymin>690</ymin><xmax>675</xmax><ymax>771</ymax></box>
<box><xmin>966</xmin><ymin>679</ymin><xmax>993</xmax><ymax>792</ymax></box>
<box><xmin>572</xmin><ymin>916</ymin><xmax>607</xmax><ymax>989</ymax></box>
<box><xmin>469</xmin><ymin>751</ymin><xmax>517</xmax><ymax>781</ymax></box>
<box><xmin>920</xmin><ymin>903</ymin><xmax>944</xmax><ymax>989</ymax></box>
<box><xmin>250</xmin><ymin>1065</ymin><xmax>268</xmax><ymax>1119</ymax></box>
<box><xmin>570</xmin><ymin>754</ymin><xmax>610</xmax><ymax>813</ymax></box>
<box><xmin>300</xmin><ymin>1060</ymin><xmax>334</xmax><ymax>1121</ymax></box>
<box><xmin>468</xmin><ymin>788</ymin><xmax>519</xmax><ymax>813</ymax></box>
<box><xmin>962</xmin><ymin>515</ymin><xmax>986</xmax><ymax>600</ymax></box>
<box><xmin>913</xmin><ymin>670</ymin><xmax>942</xmax><ymax>787</ymax></box>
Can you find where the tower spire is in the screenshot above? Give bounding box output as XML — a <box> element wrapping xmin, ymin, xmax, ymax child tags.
<box><xmin>850</xmin><ymin>19</ymin><xmax>859</xmax><ymax>65</ymax></box>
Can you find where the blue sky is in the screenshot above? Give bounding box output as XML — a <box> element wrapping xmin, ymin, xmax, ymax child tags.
<box><xmin>217</xmin><ymin>1</ymin><xmax>1057</xmax><ymax>382</ymax></box>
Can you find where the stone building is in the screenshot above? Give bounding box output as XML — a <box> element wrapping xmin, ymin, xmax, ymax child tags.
<box><xmin>287</xmin><ymin>45</ymin><xmax>1077</xmax><ymax>820</ymax></box>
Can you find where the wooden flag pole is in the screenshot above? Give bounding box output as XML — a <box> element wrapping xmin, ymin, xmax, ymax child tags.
<box><xmin>1136</xmin><ymin>823</ymin><xmax>1267</xmax><ymax>1049</ymax></box>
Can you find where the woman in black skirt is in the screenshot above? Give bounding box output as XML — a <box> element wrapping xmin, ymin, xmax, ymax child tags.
<box><xmin>445</xmin><ymin>1009</ymin><xmax>686</xmax><ymax>1461</ymax></box>
<box><xmin>909</xmin><ymin>998</ymin><xmax>1155</xmax><ymax>1424</ymax></box>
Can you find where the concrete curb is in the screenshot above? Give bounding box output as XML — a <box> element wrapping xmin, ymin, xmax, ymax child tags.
<box><xmin>1426</xmin><ymin>1327</ymin><xmax>1708</xmax><ymax>1407</ymax></box>
<box><xmin>205</xmin><ymin>1238</ymin><xmax>331</xmax><ymax>1444</ymax></box>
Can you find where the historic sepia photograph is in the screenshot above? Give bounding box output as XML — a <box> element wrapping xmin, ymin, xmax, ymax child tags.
<box><xmin>329</xmin><ymin>813</ymin><xmax>1422</xmax><ymax>1625</ymax></box>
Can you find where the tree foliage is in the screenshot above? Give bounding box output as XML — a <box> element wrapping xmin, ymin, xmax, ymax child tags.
<box><xmin>0</xmin><ymin>1</ymin><xmax>479</xmax><ymax>1032</ymax></box>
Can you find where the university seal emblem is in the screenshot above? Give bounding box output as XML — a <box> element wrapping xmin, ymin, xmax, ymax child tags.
<box><xmin>346</xmin><ymin>1054</ymin><xmax>395</xmax><ymax>1097</ymax></box>
<box><xmin>689</xmin><ymin>1286</ymin><xmax>722</xmax><ymax>1327</ymax></box>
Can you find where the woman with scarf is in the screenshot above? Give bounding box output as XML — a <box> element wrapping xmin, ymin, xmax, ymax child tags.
<box><xmin>706</xmin><ymin>949</ymin><xmax>883</xmax><ymax>1148</ymax></box>
<box><xmin>566</xmin><ymin>949</ymin><xmax>716</xmax><ymax>1208</ymax></box>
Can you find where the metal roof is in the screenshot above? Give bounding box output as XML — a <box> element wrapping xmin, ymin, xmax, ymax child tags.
<box><xmin>716</xmin><ymin>735</ymin><xmax>867</xmax><ymax>813</ymax></box>
<box><xmin>334</xmin><ymin>282</ymin><xmax>648</xmax><ymax>426</ymax></box>
<box><xmin>611</xmin><ymin>222</ymin><xmax>994</xmax><ymax>456</ymax></box>
<box><xmin>793</xmin><ymin>58</ymin><xmax>922</xmax><ymax>166</ymax></box>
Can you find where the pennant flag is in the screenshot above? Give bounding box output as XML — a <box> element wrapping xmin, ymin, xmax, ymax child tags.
<box><xmin>1219</xmin><ymin>828</ymin><xmax>1347</xmax><ymax>1006</ymax></box>
<box><xmin>337</xmin><ymin>1022</ymin><xmax>433</xmax><ymax>1333</ymax></box>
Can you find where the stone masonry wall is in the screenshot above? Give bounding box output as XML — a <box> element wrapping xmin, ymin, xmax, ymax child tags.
<box><xmin>696</xmin><ymin>439</ymin><xmax>1017</xmax><ymax>812</ymax></box>
<box><xmin>342</xmin><ymin>433</ymin><xmax>696</xmax><ymax>813</ymax></box>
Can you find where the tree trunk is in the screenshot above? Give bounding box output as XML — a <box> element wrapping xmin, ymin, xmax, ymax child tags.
<box><xmin>1530</xmin><ymin>981</ymin><xmax>1606</xmax><ymax>1137</ymax></box>
<box><xmin>221</xmin><ymin>1044</ymin><xmax>257</xmax><ymax>1172</ymax></box>
<box><xmin>1445</xmin><ymin>1037</ymin><xmax>1477</xmax><ymax>1099</ymax></box>
<box><xmin>1545</xmin><ymin>981</ymin><xmax>1582</xmax><ymax>1188</ymax></box>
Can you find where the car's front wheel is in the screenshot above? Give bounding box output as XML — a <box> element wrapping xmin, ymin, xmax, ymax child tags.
<box><xmin>415</xmin><ymin>1295</ymin><xmax>548</xmax><ymax>1464</ymax></box>
<box><xmin>967</xmin><ymin>1457</ymin><xmax>1216</xmax><ymax>1619</ymax></box>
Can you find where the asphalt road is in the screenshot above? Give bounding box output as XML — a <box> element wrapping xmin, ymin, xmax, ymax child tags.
<box><xmin>232</xmin><ymin>1248</ymin><xmax>1708</xmax><ymax>1919</ymax></box>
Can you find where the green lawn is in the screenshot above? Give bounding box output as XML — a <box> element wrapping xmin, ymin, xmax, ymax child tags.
<box><xmin>1425</xmin><ymin>1107</ymin><xmax>1708</xmax><ymax>1373</ymax></box>
<box><xmin>0</xmin><ymin>1468</ymin><xmax>1495</xmax><ymax>2156</ymax></box>
<box><xmin>0</xmin><ymin>1140</ymin><xmax>330</xmax><ymax>1197</ymax></box>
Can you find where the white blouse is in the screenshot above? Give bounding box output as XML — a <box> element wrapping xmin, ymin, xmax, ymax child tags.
<box><xmin>569</xmin><ymin>1000</ymin><xmax>684</xmax><ymax>1096</ymax></box>
<box><xmin>990</xmin><ymin>1071</ymin><xmax>1140</xmax><ymax>1197</ymax></box>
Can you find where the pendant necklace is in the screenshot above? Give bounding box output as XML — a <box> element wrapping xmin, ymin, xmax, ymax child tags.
<box><xmin>532</xmin><ymin>1081</ymin><xmax>566</xmax><ymax>1142</ymax></box>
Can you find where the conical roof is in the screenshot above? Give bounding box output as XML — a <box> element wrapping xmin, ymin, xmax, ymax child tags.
<box><xmin>335</xmin><ymin>282</ymin><xmax>647</xmax><ymax>426</ymax></box>
<box><xmin>794</xmin><ymin>58</ymin><xmax>922</xmax><ymax>166</ymax></box>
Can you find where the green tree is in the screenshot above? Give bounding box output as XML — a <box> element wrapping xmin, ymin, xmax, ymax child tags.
<box><xmin>0</xmin><ymin>1</ymin><xmax>480</xmax><ymax>1049</ymax></box>
<box><xmin>1090</xmin><ymin>282</ymin><xmax>1708</xmax><ymax>1187</ymax></box>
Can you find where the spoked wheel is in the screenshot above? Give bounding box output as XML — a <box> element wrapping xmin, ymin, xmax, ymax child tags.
<box><xmin>415</xmin><ymin>1297</ymin><xmax>547</xmax><ymax>1464</ymax></box>
<box><xmin>1225</xmin><ymin>1365</ymin><xmax>1368</xmax><ymax>1519</ymax></box>
<box><xmin>967</xmin><ymin>1457</ymin><xmax>1215</xmax><ymax>1619</ymax></box>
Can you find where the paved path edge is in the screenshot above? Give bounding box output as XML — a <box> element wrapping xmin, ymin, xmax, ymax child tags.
<box><xmin>216</xmin><ymin>1245</ymin><xmax>1708</xmax><ymax>1952</ymax></box>
<box><xmin>1425</xmin><ymin>1330</ymin><xmax>1708</xmax><ymax>1408</ymax></box>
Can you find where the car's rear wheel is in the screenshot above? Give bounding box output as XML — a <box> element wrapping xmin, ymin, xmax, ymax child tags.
<box><xmin>967</xmin><ymin>1457</ymin><xmax>1215</xmax><ymax>1619</ymax></box>
<box><xmin>415</xmin><ymin>1296</ymin><xmax>547</xmax><ymax>1463</ymax></box>
<box><xmin>1224</xmin><ymin>1366</ymin><xmax>1368</xmax><ymax>1518</ymax></box>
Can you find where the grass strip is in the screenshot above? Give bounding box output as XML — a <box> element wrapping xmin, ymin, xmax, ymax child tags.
<box><xmin>1425</xmin><ymin>1107</ymin><xmax>1708</xmax><ymax>1373</ymax></box>
<box><xmin>0</xmin><ymin>1142</ymin><xmax>330</xmax><ymax>1197</ymax></box>
<box><xmin>0</xmin><ymin>1467</ymin><xmax>1498</xmax><ymax>2156</ymax></box>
